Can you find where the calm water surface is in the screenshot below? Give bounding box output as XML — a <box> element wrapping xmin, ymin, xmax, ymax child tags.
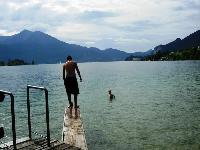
<box><xmin>0</xmin><ymin>61</ymin><xmax>200</xmax><ymax>150</ymax></box>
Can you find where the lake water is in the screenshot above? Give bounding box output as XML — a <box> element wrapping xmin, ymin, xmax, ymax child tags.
<box><xmin>0</xmin><ymin>61</ymin><xmax>200</xmax><ymax>150</ymax></box>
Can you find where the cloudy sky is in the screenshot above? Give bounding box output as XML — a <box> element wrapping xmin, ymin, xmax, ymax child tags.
<box><xmin>0</xmin><ymin>0</ymin><xmax>199</xmax><ymax>52</ymax></box>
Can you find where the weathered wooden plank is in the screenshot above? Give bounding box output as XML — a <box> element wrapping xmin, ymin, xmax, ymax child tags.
<box><xmin>0</xmin><ymin>138</ymin><xmax>79</xmax><ymax>150</ymax></box>
<box><xmin>62</xmin><ymin>107</ymin><xmax>88</xmax><ymax>150</ymax></box>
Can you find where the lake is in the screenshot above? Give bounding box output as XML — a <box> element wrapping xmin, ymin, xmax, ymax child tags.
<box><xmin>0</xmin><ymin>61</ymin><xmax>200</xmax><ymax>150</ymax></box>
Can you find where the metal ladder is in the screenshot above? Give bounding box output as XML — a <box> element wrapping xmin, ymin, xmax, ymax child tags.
<box><xmin>27</xmin><ymin>85</ymin><xmax>51</xmax><ymax>147</ymax></box>
<box><xmin>0</xmin><ymin>90</ymin><xmax>17</xmax><ymax>149</ymax></box>
<box><xmin>0</xmin><ymin>85</ymin><xmax>51</xmax><ymax>149</ymax></box>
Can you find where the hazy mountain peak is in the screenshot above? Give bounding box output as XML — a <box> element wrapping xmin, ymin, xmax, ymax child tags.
<box><xmin>11</xmin><ymin>30</ymin><xmax>61</xmax><ymax>45</ymax></box>
<box><xmin>175</xmin><ymin>38</ymin><xmax>181</xmax><ymax>41</ymax></box>
<box><xmin>19</xmin><ymin>29</ymin><xmax>33</xmax><ymax>34</ymax></box>
<box><xmin>33</xmin><ymin>30</ymin><xmax>46</xmax><ymax>35</ymax></box>
<box><xmin>19</xmin><ymin>30</ymin><xmax>48</xmax><ymax>37</ymax></box>
<box><xmin>34</xmin><ymin>30</ymin><xmax>43</xmax><ymax>33</ymax></box>
<box><xmin>104</xmin><ymin>48</ymin><xmax>120</xmax><ymax>51</ymax></box>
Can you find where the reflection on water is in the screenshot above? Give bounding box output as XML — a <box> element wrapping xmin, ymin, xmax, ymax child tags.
<box><xmin>0</xmin><ymin>61</ymin><xmax>200</xmax><ymax>149</ymax></box>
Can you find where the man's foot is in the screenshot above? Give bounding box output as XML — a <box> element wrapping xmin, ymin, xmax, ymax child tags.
<box><xmin>74</xmin><ymin>105</ymin><xmax>79</xmax><ymax>109</ymax></box>
<box><xmin>68</xmin><ymin>102</ymin><xmax>73</xmax><ymax>108</ymax></box>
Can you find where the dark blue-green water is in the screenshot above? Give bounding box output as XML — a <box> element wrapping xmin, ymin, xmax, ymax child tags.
<box><xmin>1</xmin><ymin>61</ymin><xmax>200</xmax><ymax>150</ymax></box>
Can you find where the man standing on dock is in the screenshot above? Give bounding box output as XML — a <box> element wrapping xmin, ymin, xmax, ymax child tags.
<box><xmin>63</xmin><ymin>55</ymin><xmax>82</xmax><ymax>118</ymax></box>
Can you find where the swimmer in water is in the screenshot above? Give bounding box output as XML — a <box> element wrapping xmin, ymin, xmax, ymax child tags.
<box><xmin>108</xmin><ymin>90</ymin><xmax>115</xmax><ymax>100</ymax></box>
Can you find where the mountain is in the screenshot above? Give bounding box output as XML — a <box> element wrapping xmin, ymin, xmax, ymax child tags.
<box><xmin>153</xmin><ymin>30</ymin><xmax>200</xmax><ymax>53</ymax></box>
<box><xmin>130</xmin><ymin>49</ymin><xmax>154</xmax><ymax>57</ymax></box>
<box><xmin>124</xmin><ymin>49</ymin><xmax>154</xmax><ymax>61</ymax></box>
<box><xmin>125</xmin><ymin>30</ymin><xmax>200</xmax><ymax>61</ymax></box>
<box><xmin>0</xmin><ymin>30</ymin><xmax>131</xmax><ymax>63</ymax></box>
<box><xmin>143</xmin><ymin>30</ymin><xmax>200</xmax><ymax>61</ymax></box>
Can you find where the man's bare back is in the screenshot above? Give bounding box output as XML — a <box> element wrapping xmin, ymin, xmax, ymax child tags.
<box><xmin>63</xmin><ymin>60</ymin><xmax>82</xmax><ymax>80</ymax></box>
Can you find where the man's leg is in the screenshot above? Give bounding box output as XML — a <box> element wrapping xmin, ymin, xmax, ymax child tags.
<box><xmin>67</xmin><ymin>93</ymin><xmax>73</xmax><ymax>118</ymax></box>
<box><xmin>74</xmin><ymin>94</ymin><xmax>78</xmax><ymax>118</ymax></box>
<box><xmin>67</xmin><ymin>93</ymin><xmax>73</xmax><ymax>107</ymax></box>
<box><xmin>74</xmin><ymin>94</ymin><xmax>78</xmax><ymax>108</ymax></box>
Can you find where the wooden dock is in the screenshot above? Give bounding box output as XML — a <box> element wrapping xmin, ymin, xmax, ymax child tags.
<box><xmin>1</xmin><ymin>107</ymin><xmax>88</xmax><ymax>150</ymax></box>
<box><xmin>0</xmin><ymin>137</ymin><xmax>81</xmax><ymax>150</ymax></box>
<box><xmin>1</xmin><ymin>86</ymin><xmax>86</xmax><ymax>150</ymax></box>
<box><xmin>62</xmin><ymin>107</ymin><xmax>88</xmax><ymax>150</ymax></box>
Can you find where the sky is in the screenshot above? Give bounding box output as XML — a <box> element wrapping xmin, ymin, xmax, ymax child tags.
<box><xmin>0</xmin><ymin>0</ymin><xmax>199</xmax><ymax>52</ymax></box>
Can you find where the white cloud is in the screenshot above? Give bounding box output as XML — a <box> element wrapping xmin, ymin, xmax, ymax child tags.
<box><xmin>0</xmin><ymin>29</ymin><xmax>17</xmax><ymax>35</ymax></box>
<box><xmin>0</xmin><ymin>0</ymin><xmax>199</xmax><ymax>52</ymax></box>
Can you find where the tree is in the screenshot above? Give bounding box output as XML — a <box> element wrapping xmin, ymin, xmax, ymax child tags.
<box><xmin>0</xmin><ymin>61</ymin><xmax>5</xmax><ymax>66</ymax></box>
<box><xmin>31</xmin><ymin>60</ymin><xmax>35</xmax><ymax>65</ymax></box>
<box><xmin>7</xmin><ymin>59</ymin><xmax>28</xmax><ymax>66</ymax></box>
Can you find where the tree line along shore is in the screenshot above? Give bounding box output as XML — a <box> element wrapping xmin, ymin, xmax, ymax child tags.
<box><xmin>0</xmin><ymin>59</ymin><xmax>35</xmax><ymax>66</ymax></box>
<box><xmin>125</xmin><ymin>47</ymin><xmax>200</xmax><ymax>61</ymax></box>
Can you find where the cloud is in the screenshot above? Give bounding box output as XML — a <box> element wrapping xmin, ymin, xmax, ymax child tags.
<box><xmin>0</xmin><ymin>0</ymin><xmax>199</xmax><ymax>52</ymax></box>
<box><xmin>78</xmin><ymin>10</ymin><xmax>118</xmax><ymax>23</ymax></box>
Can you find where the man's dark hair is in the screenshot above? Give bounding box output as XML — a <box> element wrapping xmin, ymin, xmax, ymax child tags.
<box><xmin>67</xmin><ymin>55</ymin><xmax>72</xmax><ymax>60</ymax></box>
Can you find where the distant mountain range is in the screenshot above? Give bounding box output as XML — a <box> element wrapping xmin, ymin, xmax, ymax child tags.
<box><xmin>0</xmin><ymin>30</ymin><xmax>132</xmax><ymax>63</ymax></box>
<box><xmin>153</xmin><ymin>30</ymin><xmax>200</xmax><ymax>54</ymax></box>
<box><xmin>0</xmin><ymin>29</ymin><xmax>199</xmax><ymax>63</ymax></box>
<box><xmin>126</xmin><ymin>30</ymin><xmax>200</xmax><ymax>60</ymax></box>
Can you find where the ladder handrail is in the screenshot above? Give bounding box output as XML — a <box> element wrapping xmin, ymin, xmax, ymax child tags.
<box><xmin>26</xmin><ymin>85</ymin><xmax>51</xmax><ymax>147</ymax></box>
<box><xmin>0</xmin><ymin>90</ymin><xmax>17</xmax><ymax>150</ymax></box>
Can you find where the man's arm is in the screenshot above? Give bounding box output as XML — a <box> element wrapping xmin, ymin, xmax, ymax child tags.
<box><xmin>63</xmin><ymin>65</ymin><xmax>65</xmax><ymax>80</ymax></box>
<box><xmin>75</xmin><ymin>63</ymin><xmax>82</xmax><ymax>81</ymax></box>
